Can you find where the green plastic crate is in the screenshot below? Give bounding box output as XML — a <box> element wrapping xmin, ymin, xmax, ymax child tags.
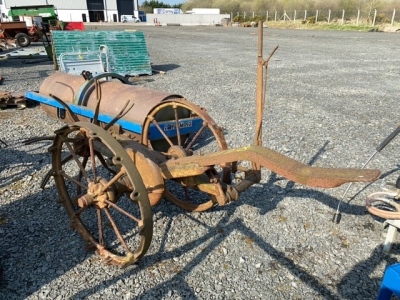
<box><xmin>51</xmin><ymin>30</ymin><xmax>152</xmax><ymax>76</ymax></box>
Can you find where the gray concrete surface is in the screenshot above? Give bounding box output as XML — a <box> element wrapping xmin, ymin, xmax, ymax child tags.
<box><xmin>0</xmin><ymin>25</ymin><xmax>399</xmax><ymax>299</ymax></box>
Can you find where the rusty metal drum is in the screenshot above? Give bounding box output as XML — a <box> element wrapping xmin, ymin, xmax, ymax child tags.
<box><xmin>38</xmin><ymin>72</ymin><xmax>184</xmax><ymax>137</ymax></box>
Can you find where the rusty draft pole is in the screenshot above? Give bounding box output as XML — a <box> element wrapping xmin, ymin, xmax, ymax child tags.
<box><xmin>252</xmin><ymin>21</ymin><xmax>278</xmax><ymax>172</ymax></box>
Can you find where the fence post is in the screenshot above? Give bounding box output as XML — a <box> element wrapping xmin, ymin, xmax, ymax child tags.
<box><xmin>356</xmin><ymin>9</ymin><xmax>360</xmax><ymax>25</ymax></box>
<box><xmin>231</xmin><ymin>12</ymin><xmax>233</xmax><ymax>21</ymax></box>
<box><xmin>294</xmin><ymin>10</ymin><xmax>297</xmax><ymax>23</ymax></box>
<box><xmin>316</xmin><ymin>10</ymin><xmax>319</xmax><ymax>23</ymax></box>
<box><xmin>275</xmin><ymin>10</ymin><xmax>277</xmax><ymax>22</ymax></box>
<box><xmin>372</xmin><ymin>9</ymin><xmax>377</xmax><ymax>26</ymax></box>
<box><xmin>304</xmin><ymin>10</ymin><xmax>307</xmax><ymax>21</ymax></box>
<box><xmin>341</xmin><ymin>9</ymin><xmax>345</xmax><ymax>25</ymax></box>
<box><xmin>391</xmin><ymin>9</ymin><xmax>395</xmax><ymax>26</ymax></box>
<box><xmin>328</xmin><ymin>9</ymin><xmax>331</xmax><ymax>23</ymax></box>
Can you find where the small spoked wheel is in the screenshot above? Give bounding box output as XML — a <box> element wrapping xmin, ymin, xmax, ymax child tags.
<box><xmin>142</xmin><ymin>99</ymin><xmax>230</xmax><ymax>212</ymax></box>
<box><xmin>51</xmin><ymin>122</ymin><xmax>152</xmax><ymax>267</ymax></box>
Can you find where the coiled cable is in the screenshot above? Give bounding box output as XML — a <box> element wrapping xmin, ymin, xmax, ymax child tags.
<box><xmin>366</xmin><ymin>190</ymin><xmax>400</xmax><ymax>219</ymax></box>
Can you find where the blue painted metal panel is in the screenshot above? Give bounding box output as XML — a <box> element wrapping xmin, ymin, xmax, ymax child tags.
<box><xmin>25</xmin><ymin>91</ymin><xmax>202</xmax><ymax>141</ymax></box>
<box><xmin>25</xmin><ymin>91</ymin><xmax>143</xmax><ymax>134</ymax></box>
<box><xmin>147</xmin><ymin>119</ymin><xmax>203</xmax><ymax>141</ymax></box>
<box><xmin>51</xmin><ymin>30</ymin><xmax>152</xmax><ymax>76</ymax></box>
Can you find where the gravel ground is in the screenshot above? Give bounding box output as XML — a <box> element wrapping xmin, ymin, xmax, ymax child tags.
<box><xmin>1</xmin><ymin>24</ymin><xmax>400</xmax><ymax>299</ymax></box>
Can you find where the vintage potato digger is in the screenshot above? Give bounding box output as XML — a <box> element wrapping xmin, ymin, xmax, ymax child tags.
<box><xmin>24</xmin><ymin>24</ymin><xmax>381</xmax><ymax>268</ymax></box>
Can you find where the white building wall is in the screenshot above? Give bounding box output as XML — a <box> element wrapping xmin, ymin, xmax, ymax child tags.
<box><xmin>4</xmin><ymin>0</ymin><xmax>89</xmax><ymax>10</ymax></box>
<box><xmin>57</xmin><ymin>9</ymin><xmax>89</xmax><ymax>22</ymax></box>
<box><xmin>53</xmin><ymin>0</ymin><xmax>88</xmax><ymax>10</ymax></box>
<box><xmin>147</xmin><ymin>14</ymin><xmax>230</xmax><ymax>26</ymax></box>
<box><xmin>191</xmin><ymin>8</ymin><xmax>220</xmax><ymax>14</ymax></box>
<box><xmin>104</xmin><ymin>10</ymin><xmax>119</xmax><ymax>22</ymax></box>
<box><xmin>0</xmin><ymin>2</ymin><xmax>8</xmax><ymax>21</ymax></box>
<box><xmin>2</xmin><ymin>0</ymin><xmax>119</xmax><ymax>22</ymax></box>
<box><xmin>103</xmin><ymin>1</ymin><xmax>117</xmax><ymax>10</ymax></box>
<box><xmin>4</xmin><ymin>0</ymin><xmax>48</xmax><ymax>8</ymax></box>
<box><xmin>4</xmin><ymin>0</ymin><xmax>118</xmax><ymax>10</ymax></box>
<box><xmin>57</xmin><ymin>9</ymin><xmax>118</xmax><ymax>22</ymax></box>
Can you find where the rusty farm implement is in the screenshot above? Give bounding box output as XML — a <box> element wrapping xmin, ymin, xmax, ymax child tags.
<box><xmin>24</xmin><ymin>24</ymin><xmax>381</xmax><ymax>267</ymax></box>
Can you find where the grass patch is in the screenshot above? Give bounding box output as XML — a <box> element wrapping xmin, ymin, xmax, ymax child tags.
<box><xmin>264</xmin><ymin>21</ymin><xmax>382</xmax><ymax>32</ymax></box>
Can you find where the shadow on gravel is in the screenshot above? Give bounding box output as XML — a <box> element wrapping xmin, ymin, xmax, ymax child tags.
<box><xmin>67</xmin><ymin>140</ymin><xmax>386</xmax><ymax>299</ymax></box>
<box><xmin>0</xmin><ymin>59</ymin><xmax>53</xmax><ymax>69</ymax></box>
<box><xmin>69</xmin><ymin>203</ymin><xmax>346</xmax><ymax>299</ymax></box>
<box><xmin>248</xmin><ymin>141</ymin><xmax>398</xmax><ymax>218</ymax></box>
<box><xmin>0</xmin><ymin>141</ymin><xmax>52</xmax><ymax>189</ymax></box>
<box><xmin>247</xmin><ymin>162</ymin><xmax>399</xmax><ymax>219</ymax></box>
<box><xmin>0</xmin><ymin>137</ymin><xmax>90</xmax><ymax>299</ymax></box>
<box><xmin>0</xmin><ymin>139</ymin><xmax>394</xmax><ymax>299</ymax></box>
<box><xmin>0</xmin><ymin>186</ymin><xmax>91</xmax><ymax>299</ymax></box>
<box><xmin>338</xmin><ymin>243</ymin><xmax>400</xmax><ymax>299</ymax></box>
<box><xmin>151</xmin><ymin>63</ymin><xmax>180</xmax><ymax>73</ymax></box>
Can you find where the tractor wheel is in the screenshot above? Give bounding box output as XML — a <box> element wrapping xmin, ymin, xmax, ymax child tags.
<box><xmin>15</xmin><ymin>33</ymin><xmax>31</xmax><ymax>47</ymax></box>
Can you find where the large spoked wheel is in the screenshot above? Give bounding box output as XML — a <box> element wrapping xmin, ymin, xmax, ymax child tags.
<box><xmin>142</xmin><ymin>99</ymin><xmax>230</xmax><ymax>212</ymax></box>
<box><xmin>51</xmin><ymin>122</ymin><xmax>153</xmax><ymax>268</ymax></box>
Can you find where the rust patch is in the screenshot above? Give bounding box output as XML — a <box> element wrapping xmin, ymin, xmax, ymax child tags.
<box><xmin>0</xmin><ymin>111</ymin><xmax>14</xmax><ymax>119</ymax></box>
<box><xmin>0</xmin><ymin>91</ymin><xmax>26</xmax><ymax>109</ymax></box>
<box><xmin>163</xmin><ymin>145</ymin><xmax>380</xmax><ymax>188</ymax></box>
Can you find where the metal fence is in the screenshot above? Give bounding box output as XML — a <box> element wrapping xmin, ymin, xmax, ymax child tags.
<box><xmin>229</xmin><ymin>9</ymin><xmax>399</xmax><ymax>26</ymax></box>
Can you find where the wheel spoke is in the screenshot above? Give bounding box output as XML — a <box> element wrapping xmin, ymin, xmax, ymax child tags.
<box><xmin>96</xmin><ymin>152</ymin><xmax>116</xmax><ymax>174</ymax></box>
<box><xmin>61</xmin><ymin>171</ymin><xmax>88</xmax><ymax>190</ymax></box>
<box><xmin>77</xmin><ymin>156</ymin><xmax>88</xmax><ymax>196</ymax></box>
<box><xmin>65</xmin><ymin>141</ymin><xmax>92</xmax><ymax>183</ymax></box>
<box><xmin>173</xmin><ymin>105</ymin><xmax>182</xmax><ymax>146</ymax></box>
<box><xmin>97</xmin><ymin>208</ymin><xmax>104</xmax><ymax>246</ymax></box>
<box><xmin>99</xmin><ymin>169</ymin><xmax>125</xmax><ymax>193</ymax></box>
<box><xmin>184</xmin><ymin>186</ymin><xmax>189</xmax><ymax>201</ymax></box>
<box><xmin>185</xmin><ymin>122</ymin><xmax>207</xmax><ymax>150</ymax></box>
<box><xmin>73</xmin><ymin>205</ymin><xmax>89</xmax><ymax>217</ymax></box>
<box><xmin>151</xmin><ymin>118</ymin><xmax>175</xmax><ymax>147</ymax></box>
<box><xmin>89</xmin><ymin>138</ymin><xmax>98</xmax><ymax>182</ymax></box>
<box><xmin>60</xmin><ymin>154</ymin><xmax>73</xmax><ymax>166</ymax></box>
<box><xmin>104</xmin><ymin>199</ymin><xmax>141</xmax><ymax>223</ymax></box>
<box><xmin>103</xmin><ymin>208</ymin><xmax>130</xmax><ymax>252</ymax></box>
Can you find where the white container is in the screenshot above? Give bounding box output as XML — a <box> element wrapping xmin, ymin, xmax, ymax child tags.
<box><xmin>20</xmin><ymin>16</ymin><xmax>43</xmax><ymax>27</ymax></box>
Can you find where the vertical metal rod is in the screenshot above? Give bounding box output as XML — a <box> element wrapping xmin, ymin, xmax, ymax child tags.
<box><xmin>255</xmin><ymin>20</ymin><xmax>263</xmax><ymax>146</ymax></box>
<box><xmin>252</xmin><ymin>21</ymin><xmax>264</xmax><ymax>171</ymax></box>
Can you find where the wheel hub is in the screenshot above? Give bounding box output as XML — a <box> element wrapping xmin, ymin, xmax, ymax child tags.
<box><xmin>167</xmin><ymin>145</ymin><xmax>192</xmax><ymax>159</ymax></box>
<box><xmin>77</xmin><ymin>178</ymin><xmax>116</xmax><ymax>209</ymax></box>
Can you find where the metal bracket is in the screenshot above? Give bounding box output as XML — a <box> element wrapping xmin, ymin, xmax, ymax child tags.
<box><xmin>383</xmin><ymin>219</ymin><xmax>400</xmax><ymax>253</ymax></box>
